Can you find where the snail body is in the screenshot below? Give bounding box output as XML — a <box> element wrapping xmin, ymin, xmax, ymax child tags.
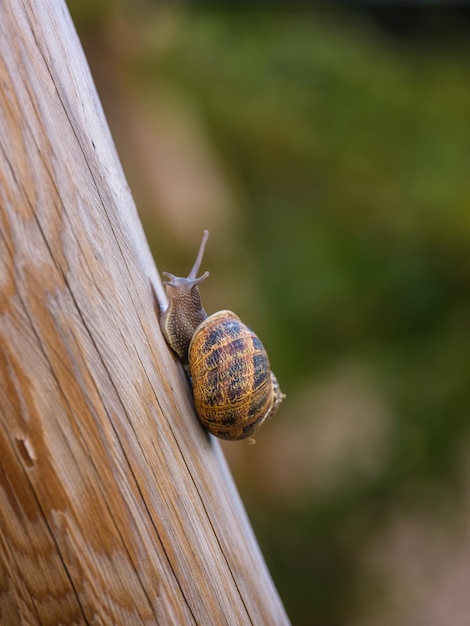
<box><xmin>160</xmin><ymin>231</ymin><xmax>284</xmax><ymax>441</ymax></box>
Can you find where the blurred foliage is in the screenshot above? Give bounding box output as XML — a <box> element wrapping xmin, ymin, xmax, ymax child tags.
<box><xmin>69</xmin><ymin>3</ymin><xmax>470</xmax><ymax>624</ymax></box>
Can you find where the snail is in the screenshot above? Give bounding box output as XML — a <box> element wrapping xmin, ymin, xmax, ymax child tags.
<box><xmin>159</xmin><ymin>230</ymin><xmax>285</xmax><ymax>441</ymax></box>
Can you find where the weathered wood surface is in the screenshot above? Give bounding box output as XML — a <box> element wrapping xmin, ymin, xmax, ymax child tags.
<box><xmin>0</xmin><ymin>2</ymin><xmax>290</xmax><ymax>624</ymax></box>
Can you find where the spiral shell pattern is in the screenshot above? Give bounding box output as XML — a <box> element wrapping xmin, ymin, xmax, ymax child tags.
<box><xmin>188</xmin><ymin>310</ymin><xmax>281</xmax><ymax>440</ymax></box>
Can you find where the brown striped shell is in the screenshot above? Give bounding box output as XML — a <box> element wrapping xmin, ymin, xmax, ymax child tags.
<box><xmin>188</xmin><ymin>310</ymin><xmax>284</xmax><ymax>440</ymax></box>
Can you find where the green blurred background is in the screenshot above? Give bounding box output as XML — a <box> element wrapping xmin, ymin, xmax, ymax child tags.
<box><xmin>69</xmin><ymin>2</ymin><xmax>470</xmax><ymax>624</ymax></box>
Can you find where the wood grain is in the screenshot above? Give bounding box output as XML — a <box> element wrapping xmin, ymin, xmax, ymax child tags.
<box><xmin>0</xmin><ymin>2</ymin><xmax>290</xmax><ymax>624</ymax></box>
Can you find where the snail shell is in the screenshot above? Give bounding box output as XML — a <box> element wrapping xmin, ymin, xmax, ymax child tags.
<box><xmin>189</xmin><ymin>310</ymin><xmax>284</xmax><ymax>440</ymax></box>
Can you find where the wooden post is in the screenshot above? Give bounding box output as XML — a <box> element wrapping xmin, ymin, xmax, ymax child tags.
<box><xmin>0</xmin><ymin>2</ymin><xmax>290</xmax><ymax>624</ymax></box>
